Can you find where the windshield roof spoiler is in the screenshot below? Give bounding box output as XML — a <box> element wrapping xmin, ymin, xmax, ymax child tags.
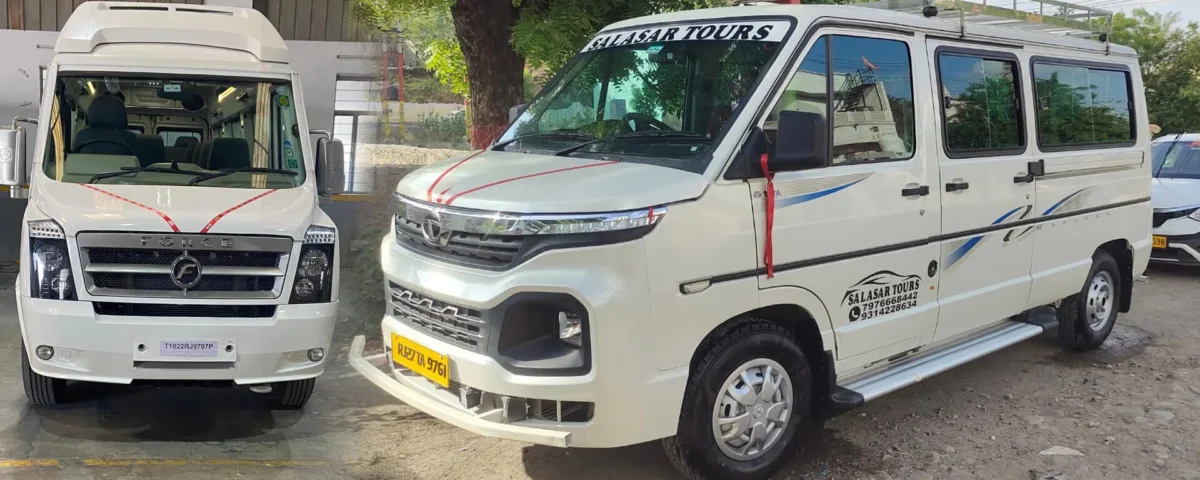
<box><xmin>55</xmin><ymin>1</ymin><xmax>289</xmax><ymax>63</ymax></box>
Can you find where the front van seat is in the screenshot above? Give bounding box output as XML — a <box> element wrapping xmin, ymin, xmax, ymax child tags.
<box><xmin>133</xmin><ymin>134</ymin><xmax>166</xmax><ymax>167</ymax></box>
<box><xmin>206</xmin><ymin>138</ymin><xmax>251</xmax><ymax>171</ymax></box>
<box><xmin>74</xmin><ymin>95</ymin><xmax>138</xmax><ymax>156</ymax></box>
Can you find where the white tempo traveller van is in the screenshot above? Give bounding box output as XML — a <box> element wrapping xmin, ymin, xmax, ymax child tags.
<box><xmin>0</xmin><ymin>3</ymin><xmax>345</xmax><ymax>408</ymax></box>
<box><xmin>351</xmin><ymin>2</ymin><xmax>1151</xmax><ymax>478</ymax></box>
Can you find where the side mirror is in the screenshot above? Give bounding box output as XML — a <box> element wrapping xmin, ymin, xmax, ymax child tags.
<box><xmin>509</xmin><ymin>104</ymin><xmax>528</xmax><ymax>123</ymax></box>
<box><xmin>315</xmin><ymin>137</ymin><xmax>345</xmax><ymax>196</ymax></box>
<box><xmin>768</xmin><ymin>110</ymin><xmax>827</xmax><ymax>173</ymax></box>
<box><xmin>0</xmin><ymin>127</ymin><xmax>27</xmax><ymax>187</ymax></box>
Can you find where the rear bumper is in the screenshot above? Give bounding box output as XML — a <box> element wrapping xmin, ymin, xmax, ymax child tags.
<box><xmin>17</xmin><ymin>296</ymin><xmax>337</xmax><ymax>384</ymax></box>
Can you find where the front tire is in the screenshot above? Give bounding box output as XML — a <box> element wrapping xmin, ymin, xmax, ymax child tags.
<box><xmin>1057</xmin><ymin>250</ymin><xmax>1120</xmax><ymax>351</ymax></box>
<box><xmin>21</xmin><ymin>345</ymin><xmax>67</xmax><ymax>406</ymax></box>
<box><xmin>274</xmin><ymin>378</ymin><xmax>316</xmax><ymax>409</ymax></box>
<box><xmin>664</xmin><ymin>321</ymin><xmax>811</xmax><ymax>480</ymax></box>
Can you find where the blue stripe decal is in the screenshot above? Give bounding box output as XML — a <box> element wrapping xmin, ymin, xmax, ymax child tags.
<box><xmin>776</xmin><ymin>177</ymin><xmax>868</xmax><ymax>208</ymax></box>
<box><xmin>1042</xmin><ymin>189</ymin><xmax>1085</xmax><ymax>215</ymax></box>
<box><xmin>945</xmin><ymin>206</ymin><xmax>1025</xmax><ymax>268</ymax></box>
<box><xmin>946</xmin><ymin>235</ymin><xmax>983</xmax><ymax>267</ymax></box>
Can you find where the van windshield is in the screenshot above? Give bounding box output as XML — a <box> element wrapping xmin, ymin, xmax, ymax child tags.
<box><xmin>1153</xmin><ymin>140</ymin><xmax>1200</xmax><ymax>179</ymax></box>
<box><xmin>41</xmin><ymin>75</ymin><xmax>305</xmax><ymax>189</ymax></box>
<box><xmin>496</xmin><ymin>20</ymin><xmax>791</xmax><ymax>173</ymax></box>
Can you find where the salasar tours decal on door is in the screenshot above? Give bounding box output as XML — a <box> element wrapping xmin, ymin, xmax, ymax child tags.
<box><xmin>842</xmin><ymin>270</ymin><xmax>922</xmax><ymax>322</ymax></box>
<box><xmin>581</xmin><ymin>20</ymin><xmax>791</xmax><ymax>52</ymax></box>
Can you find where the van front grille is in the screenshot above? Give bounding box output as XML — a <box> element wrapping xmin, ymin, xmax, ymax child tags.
<box><xmin>394</xmin><ymin>215</ymin><xmax>523</xmax><ymax>268</ymax></box>
<box><xmin>387</xmin><ymin>282</ymin><xmax>487</xmax><ymax>352</ymax></box>
<box><xmin>76</xmin><ymin>232</ymin><xmax>292</xmax><ymax>300</ymax></box>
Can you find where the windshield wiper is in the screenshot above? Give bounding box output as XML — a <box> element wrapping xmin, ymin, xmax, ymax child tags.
<box><xmin>493</xmin><ymin>131</ymin><xmax>596</xmax><ymax>151</ymax></box>
<box><xmin>188</xmin><ymin>167</ymin><xmax>299</xmax><ymax>186</ymax></box>
<box><xmin>554</xmin><ymin>131</ymin><xmax>709</xmax><ymax>157</ymax></box>
<box><xmin>89</xmin><ymin>165</ymin><xmax>205</xmax><ymax>184</ymax></box>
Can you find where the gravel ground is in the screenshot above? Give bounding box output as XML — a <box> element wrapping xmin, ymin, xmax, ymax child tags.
<box><xmin>0</xmin><ymin>260</ymin><xmax>1194</xmax><ymax>480</ymax></box>
<box><xmin>343</xmin><ymin>264</ymin><xmax>1200</xmax><ymax>480</ymax></box>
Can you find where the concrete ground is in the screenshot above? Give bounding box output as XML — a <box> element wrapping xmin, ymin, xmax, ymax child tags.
<box><xmin>0</xmin><ymin>265</ymin><xmax>1195</xmax><ymax>479</ymax></box>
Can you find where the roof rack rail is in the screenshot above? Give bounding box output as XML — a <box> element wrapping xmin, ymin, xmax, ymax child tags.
<box><xmin>870</xmin><ymin>0</ymin><xmax>1113</xmax><ymax>41</ymax></box>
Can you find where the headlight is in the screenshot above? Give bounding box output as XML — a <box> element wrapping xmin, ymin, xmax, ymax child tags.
<box><xmin>1188</xmin><ymin>209</ymin><xmax>1200</xmax><ymax>222</ymax></box>
<box><xmin>290</xmin><ymin>226</ymin><xmax>335</xmax><ymax>304</ymax></box>
<box><xmin>28</xmin><ymin>220</ymin><xmax>76</xmax><ymax>300</ymax></box>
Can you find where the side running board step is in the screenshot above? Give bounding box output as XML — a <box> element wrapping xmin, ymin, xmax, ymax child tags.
<box><xmin>839</xmin><ymin>320</ymin><xmax>1053</xmax><ymax>403</ymax></box>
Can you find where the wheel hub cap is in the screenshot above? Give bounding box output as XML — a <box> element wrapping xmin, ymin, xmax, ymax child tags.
<box><xmin>1086</xmin><ymin>270</ymin><xmax>1114</xmax><ymax>332</ymax></box>
<box><xmin>712</xmin><ymin>358</ymin><xmax>793</xmax><ymax>461</ymax></box>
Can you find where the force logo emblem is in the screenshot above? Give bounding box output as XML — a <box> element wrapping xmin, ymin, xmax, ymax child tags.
<box><xmin>170</xmin><ymin>254</ymin><xmax>203</xmax><ymax>290</ymax></box>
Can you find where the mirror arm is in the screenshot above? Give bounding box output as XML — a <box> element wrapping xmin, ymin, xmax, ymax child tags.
<box><xmin>11</xmin><ymin>117</ymin><xmax>37</xmax><ymax>128</ymax></box>
<box><xmin>309</xmin><ymin>129</ymin><xmax>330</xmax><ymax>140</ymax></box>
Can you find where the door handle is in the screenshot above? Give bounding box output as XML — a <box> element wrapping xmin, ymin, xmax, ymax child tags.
<box><xmin>901</xmin><ymin>185</ymin><xmax>930</xmax><ymax>197</ymax></box>
<box><xmin>945</xmin><ymin>181</ymin><xmax>970</xmax><ymax>192</ymax></box>
<box><xmin>1014</xmin><ymin>173</ymin><xmax>1034</xmax><ymax>184</ymax></box>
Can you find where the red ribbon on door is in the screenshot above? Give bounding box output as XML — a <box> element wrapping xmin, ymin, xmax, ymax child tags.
<box><xmin>760</xmin><ymin>153</ymin><xmax>775</xmax><ymax>278</ymax></box>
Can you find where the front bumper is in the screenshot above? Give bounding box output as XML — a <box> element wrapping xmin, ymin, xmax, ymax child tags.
<box><xmin>18</xmin><ymin>296</ymin><xmax>338</xmax><ymax>384</ymax></box>
<box><xmin>348</xmin><ymin>335</ymin><xmax>572</xmax><ymax>447</ymax></box>
<box><xmin>1150</xmin><ymin>232</ymin><xmax>1200</xmax><ymax>265</ymax></box>
<box><xmin>354</xmin><ymin>233</ymin><xmax>689</xmax><ymax>448</ymax></box>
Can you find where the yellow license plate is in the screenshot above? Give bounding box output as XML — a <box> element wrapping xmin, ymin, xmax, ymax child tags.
<box><xmin>1153</xmin><ymin>235</ymin><xmax>1168</xmax><ymax>249</ymax></box>
<box><xmin>391</xmin><ymin>334</ymin><xmax>450</xmax><ymax>388</ymax></box>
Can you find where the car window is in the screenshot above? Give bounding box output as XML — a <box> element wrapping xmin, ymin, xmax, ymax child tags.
<box><xmin>939</xmin><ymin>53</ymin><xmax>1023</xmax><ymax>152</ymax></box>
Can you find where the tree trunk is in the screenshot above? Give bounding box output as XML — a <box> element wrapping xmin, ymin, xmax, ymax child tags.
<box><xmin>450</xmin><ymin>0</ymin><xmax>525</xmax><ymax>148</ymax></box>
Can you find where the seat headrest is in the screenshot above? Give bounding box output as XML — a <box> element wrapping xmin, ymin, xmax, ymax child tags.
<box><xmin>86</xmin><ymin>95</ymin><xmax>129</xmax><ymax>130</ymax></box>
<box><xmin>174</xmin><ymin>136</ymin><xmax>199</xmax><ymax>148</ymax></box>
<box><xmin>134</xmin><ymin>134</ymin><xmax>166</xmax><ymax>167</ymax></box>
<box><xmin>208</xmin><ymin>138</ymin><xmax>251</xmax><ymax>171</ymax></box>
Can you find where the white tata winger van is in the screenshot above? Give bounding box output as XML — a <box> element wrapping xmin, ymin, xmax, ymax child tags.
<box><xmin>0</xmin><ymin>3</ymin><xmax>345</xmax><ymax>408</ymax></box>
<box><xmin>351</xmin><ymin>2</ymin><xmax>1150</xmax><ymax>478</ymax></box>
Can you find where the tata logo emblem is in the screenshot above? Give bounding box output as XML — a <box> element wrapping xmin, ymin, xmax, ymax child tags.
<box><xmin>142</xmin><ymin>236</ymin><xmax>233</xmax><ymax>248</ymax></box>
<box><xmin>419</xmin><ymin>210</ymin><xmax>452</xmax><ymax>248</ymax></box>
<box><xmin>169</xmin><ymin>254</ymin><xmax>203</xmax><ymax>290</ymax></box>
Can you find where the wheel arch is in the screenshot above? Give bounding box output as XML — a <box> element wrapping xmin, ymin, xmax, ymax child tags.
<box><xmin>688</xmin><ymin>287</ymin><xmax>835</xmax><ymax>408</ymax></box>
<box><xmin>1097</xmin><ymin>239</ymin><xmax>1134</xmax><ymax>313</ymax></box>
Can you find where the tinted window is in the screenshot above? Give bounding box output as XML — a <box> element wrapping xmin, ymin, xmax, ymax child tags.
<box><xmin>830</xmin><ymin>35</ymin><xmax>914</xmax><ymax>163</ymax></box>
<box><xmin>1152</xmin><ymin>140</ymin><xmax>1200</xmax><ymax>179</ymax></box>
<box><xmin>1033</xmin><ymin>62</ymin><xmax>1133</xmax><ymax>148</ymax></box>
<box><xmin>762</xmin><ymin>34</ymin><xmax>914</xmax><ymax>167</ymax></box>
<box><xmin>939</xmin><ymin>53</ymin><xmax>1022</xmax><ymax>152</ymax></box>
<box><xmin>764</xmin><ymin>36</ymin><xmax>827</xmax><ymax>147</ymax></box>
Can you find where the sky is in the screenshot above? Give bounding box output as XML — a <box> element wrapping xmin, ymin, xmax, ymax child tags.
<box><xmin>1112</xmin><ymin>0</ymin><xmax>1200</xmax><ymax>25</ymax></box>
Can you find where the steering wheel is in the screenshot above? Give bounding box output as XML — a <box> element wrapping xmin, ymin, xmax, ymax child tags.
<box><xmin>623</xmin><ymin>112</ymin><xmax>673</xmax><ymax>132</ymax></box>
<box><xmin>74</xmin><ymin>138</ymin><xmax>137</xmax><ymax>156</ymax></box>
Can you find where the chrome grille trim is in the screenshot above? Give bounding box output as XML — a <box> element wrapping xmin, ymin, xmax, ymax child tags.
<box><xmin>77</xmin><ymin>232</ymin><xmax>292</xmax><ymax>299</ymax></box>
<box><xmin>387</xmin><ymin>282</ymin><xmax>487</xmax><ymax>352</ymax></box>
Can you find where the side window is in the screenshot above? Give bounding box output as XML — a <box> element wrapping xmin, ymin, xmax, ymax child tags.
<box><xmin>1033</xmin><ymin>61</ymin><xmax>1134</xmax><ymax>148</ymax></box>
<box><xmin>938</xmin><ymin>52</ymin><xmax>1023</xmax><ymax>153</ymax></box>
<box><xmin>763</xmin><ymin>34</ymin><xmax>915</xmax><ymax>166</ymax></box>
<box><xmin>830</xmin><ymin>35</ymin><xmax>915</xmax><ymax>164</ymax></box>
<box><xmin>765</xmin><ymin>37</ymin><xmax>827</xmax><ymax>147</ymax></box>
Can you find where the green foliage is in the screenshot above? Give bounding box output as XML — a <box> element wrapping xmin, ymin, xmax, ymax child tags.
<box><xmin>409</xmin><ymin>110</ymin><xmax>469</xmax><ymax>148</ymax></box>
<box><xmin>1108</xmin><ymin>9</ymin><xmax>1200</xmax><ymax>134</ymax></box>
<box><xmin>405</xmin><ymin>73</ymin><xmax>464</xmax><ymax>104</ymax></box>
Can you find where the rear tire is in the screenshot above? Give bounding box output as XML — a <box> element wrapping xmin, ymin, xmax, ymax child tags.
<box><xmin>663</xmin><ymin>320</ymin><xmax>811</xmax><ymax>480</ymax></box>
<box><xmin>21</xmin><ymin>345</ymin><xmax>67</xmax><ymax>406</ymax></box>
<box><xmin>274</xmin><ymin>378</ymin><xmax>316</xmax><ymax>409</ymax></box>
<box><xmin>1057</xmin><ymin>250</ymin><xmax>1120</xmax><ymax>351</ymax></box>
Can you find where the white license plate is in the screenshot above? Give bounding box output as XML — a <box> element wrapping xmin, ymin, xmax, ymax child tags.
<box><xmin>133</xmin><ymin>338</ymin><xmax>235</xmax><ymax>362</ymax></box>
<box><xmin>161</xmin><ymin>341</ymin><xmax>218</xmax><ymax>358</ymax></box>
